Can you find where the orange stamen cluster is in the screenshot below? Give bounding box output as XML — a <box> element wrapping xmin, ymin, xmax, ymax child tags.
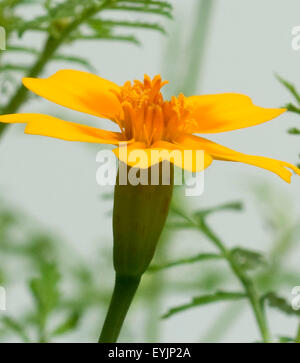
<box><xmin>163</xmin><ymin>94</ymin><xmax>197</xmax><ymax>141</ymax></box>
<box><xmin>114</xmin><ymin>75</ymin><xmax>195</xmax><ymax>146</ymax></box>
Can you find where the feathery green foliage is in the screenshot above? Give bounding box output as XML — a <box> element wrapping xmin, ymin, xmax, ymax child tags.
<box><xmin>0</xmin><ymin>203</ymin><xmax>112</xmax><ymax>342</ymax></box>
<box><xmin>149</xmin><ymin>253</ymin><xmax>223</xmax><ymax>272</ymax></box>
<box><xmin>162</xmin><ymin>291</ymin><xmax>246</xmax><ymax>319</ymax></box>
<box><xmin>263</xmin><ymin>292</ymin><xmax>300</xmax><ymax>317</ymax></box>
<box><xmin>0</xmin><ymin>0</ymin><xmax>172</xmax><ymax>114</ymax></box>
<box><xmin>276</xmin><ymin>75</ymin><xmax>300</xmax><ymax>126</ymax></box>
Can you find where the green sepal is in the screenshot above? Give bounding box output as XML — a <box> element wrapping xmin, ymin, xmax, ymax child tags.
<box><xmin>113</xmin><ymin>162</ymin><xmax>174</xmax><ymax>276</ymax></box>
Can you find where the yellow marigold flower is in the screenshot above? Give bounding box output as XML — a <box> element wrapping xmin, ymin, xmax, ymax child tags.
<box><xmin>0</xmin><ymin>69</ymin><xmax>299</xmax><ymax>182</ymax></box>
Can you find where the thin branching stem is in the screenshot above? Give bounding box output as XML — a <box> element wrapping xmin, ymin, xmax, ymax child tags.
<box><xmin>0</xmin><ymin>0</ymin><xmax>112</xmax><ymax>136</ymax></box>
<box><xmin>200</xmin><ymin>221</ymin><xmax>271</xmax><ymax>342</ymax></box>
<box><xmin>175</xmin><ymin>209</ymin><xmax>272</xmax><ymax>343</ymax></box>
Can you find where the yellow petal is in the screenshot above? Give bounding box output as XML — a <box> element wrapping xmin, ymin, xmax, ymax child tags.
<box><xmin>0</xmin><ymin>113</ymin><xmax>125</xmax><ymax>144</ymax></box>
<box><xmin>113</xmin><ymin>141</ymin><xmax>213</xmax><ymax>172</ymax></box>
<box><xmin>113</xmin><ymin>142</ymin><xmax>149</xmax><ymax>168</ymax></box>
<box><xmin>186</xmin><ymin>94</ymin><xmax>286</xmax><ymax>133</ymax></box>
<box><xmin>176</xmin><ymin>134</ymin><xmax>300</xmax><ymax>183</ymax></box>
<box><xmin>23</xmin><ymin>70</ymin><xmax>122</xmax><ymax>119</ymax></box>
<box><xmin>151</xmin><ymin>140</ymin><xmax>213</xmax><ymax>172</ymax></box>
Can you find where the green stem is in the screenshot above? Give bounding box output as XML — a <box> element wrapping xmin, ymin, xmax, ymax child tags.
<box><xmin>181</xmin><ymin>0</ymin><xmax>215</xmax><ymax>95</ymax></box>
<box><xmin>200</xmin><ymin>221</ymin><xmax>271</xmax><ymax>343</ymax></box>
<box><xmin>175</xmin><ymin>208</ymin><xmax>271</xmax><ymax>343</ymax></box>
<box><xmin>99</xmin><ymin>274</ymin><xmax>141</xmax><ymax>343</ymax></box>
<box><xmin>0</xmin><ymin>0</ymin><xmax>112</xmax><ymax>136</ymax></box>
<box><xmin>296</xmin><ymin>322</ymin><xmax>300</xmax><ymax>343</ymax></box>
<box><xmin>1</xmin><ymin>36</ymin><xmax>60</xmax><ymax>116</ymax></box>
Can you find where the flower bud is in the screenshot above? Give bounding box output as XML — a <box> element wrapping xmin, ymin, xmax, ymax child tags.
<box><xmin>113</xmin><ymin>161</ymin><xmax>174</xmax><ymax>277</ymax></box>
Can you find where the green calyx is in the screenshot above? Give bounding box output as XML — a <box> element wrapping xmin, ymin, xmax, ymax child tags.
<box><xmin>99</xmin><ymin>162</ymin><xmax>174</xmax><ymax>343</ymax></box>
<box><xmin>113</xmin><ymin>162</ymin><xmax>174</xmax><ymax>277</ymax></box>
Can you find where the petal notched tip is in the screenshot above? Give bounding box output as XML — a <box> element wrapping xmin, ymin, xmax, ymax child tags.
<box><xmin>282</xmin><ymin>162</ymin><xmax>300</xmax><ymax>183</ymax></box>
<box><xmin>176</xmin><ymin>134</ymin><xmax>300</xmax><ymax>184</ymax></box>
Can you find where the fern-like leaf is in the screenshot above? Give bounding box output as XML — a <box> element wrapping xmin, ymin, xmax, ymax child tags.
<box><xmin>162</xmin><ymin>291</ymin><xmax>246</xmax><ymax>319</ymax></box>
<box><xmin>88</xmin><ymin>18</ymin><xmax>166</xmax><ymax>34</ymax></box>
<box><xmin>149</xmin><ymin>253</ymin><xmax>223</xmax><ymax>272</ymax></box>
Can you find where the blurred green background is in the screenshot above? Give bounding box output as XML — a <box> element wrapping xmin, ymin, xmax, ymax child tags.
<box><xmin>0</xmin><ymin>0</ymin><xmax>300</xmax><ymax>342</ymax></box>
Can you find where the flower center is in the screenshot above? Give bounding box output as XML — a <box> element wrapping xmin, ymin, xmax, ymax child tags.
<box><xmin>114</xmin><ymin>75</ymin><xmax>196</xmax><ymax>147</ymax></box>
<box><xmin>163</xmin><ymin>94</ymin><xmax>197</xmax><ymax>141</ymax></box>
